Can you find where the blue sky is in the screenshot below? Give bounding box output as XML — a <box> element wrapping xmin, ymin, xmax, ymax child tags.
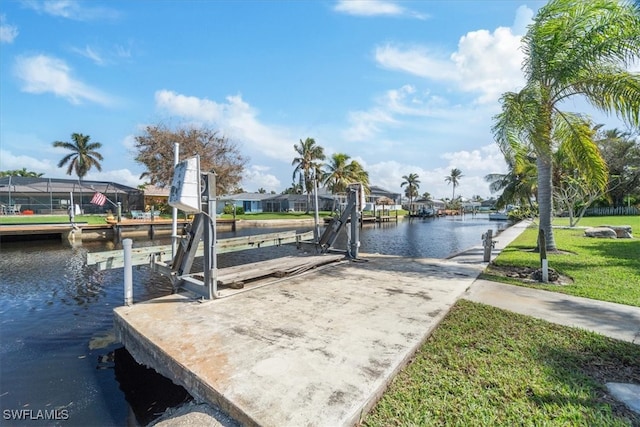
<box><xmin>1</xmin><ymin>0</ymin><xmax>631</xmax><ymax>200</ymax></box>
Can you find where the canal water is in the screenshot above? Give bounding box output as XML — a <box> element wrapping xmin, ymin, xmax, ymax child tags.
<box><xmin>0</xmin><ymin>214</ymin><xmax>510</xmax><ymax>426</ymax></box>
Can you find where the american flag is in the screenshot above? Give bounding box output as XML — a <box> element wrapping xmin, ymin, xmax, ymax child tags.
<box><xmin>90</xmin><ymin>192</ymin><xmax>107</xmax><ymax>206</ymax></box>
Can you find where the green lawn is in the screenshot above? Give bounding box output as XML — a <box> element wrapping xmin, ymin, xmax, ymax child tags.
<box><xmin>481</xmin><ymin>215</ymin><xmax>640</xmax><ymax>307</ymax></box>
<box><xmin>0</xmin><ymin>215</ymin><xmax>109</xmax><ymax>225</ymax></box>
<box><xmin>364</xmin><ymin>300</ymin><xmax>640</xmax><ymax>427</ymax></box>
<box><xmin>365</xmin><ymin>215</ymin><xmax>640</xmax><ymax>426</ymax></box>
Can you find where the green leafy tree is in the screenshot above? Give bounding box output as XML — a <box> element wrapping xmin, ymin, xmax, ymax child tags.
<box><xmin>552</xmin><ymin>121</ymin><xmax>609</xmax><ymax>226</ymax></box>
<box><xmin>493</xmin><ymin>0</ymin><xmax>640</xmax><ymax>251</ymax></box>
<box><xmin>485</xmin><ymin>146</ymin><xmax>538</xmax><ymax>209</ymax></box>
<box><xmin>292</xmin><ymin>137</ymin><xmax>326</xmax><ymax>213</ymax></box>
<box><xmin>444</xmin><ymin>168</ymin><xmax>463</xmax><ymax>200</ymax></box>
<box><xmin>0</xmin><ymin>168</ymin><xmax>44</xmax><ymax>177</ymax></box>
<box><xmin>400</xmin><ymin>173</ymin><xmax>420</xmax><ymax>211</ymax></box>
<box><xmin>52</xmin><ymin>133</ymin><xmax>103</xmax><ymax>179</ymax></box>
<box><xmin>596</xmin><ymin>128</ymin><xmax>640</xmax><ymax>207</ymax></box>
<box><xmin>322</xmin><ymin>153</ymin><xmax>370</xmax><ymax>195</ymax></box>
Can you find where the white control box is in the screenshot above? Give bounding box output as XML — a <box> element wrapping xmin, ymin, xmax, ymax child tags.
<box><xmin>168</xmin><ymin>156</ymin><xmax>202</xmax><ymax>213</ymax></box>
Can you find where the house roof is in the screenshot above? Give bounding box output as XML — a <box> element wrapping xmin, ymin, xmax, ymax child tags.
<box><xmin>0</xmin><ymin>176</ymin><xmax>139</xmax><ymax>194</ymax></box>
<box><xmin>143</xmin><ymin>185</ymin><xmax>170</xmax><ymax>197</ymax></box>
<box><xmin>219</xmin><ymin>192</ymin><xmax>273</xmax><ymax>201</ymax></box>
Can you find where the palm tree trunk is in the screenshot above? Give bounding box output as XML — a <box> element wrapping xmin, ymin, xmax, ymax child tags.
<box><xmin>537</xmin><ymin>153</ymin><xmax>557</xmax><ymax>251</ymax></box>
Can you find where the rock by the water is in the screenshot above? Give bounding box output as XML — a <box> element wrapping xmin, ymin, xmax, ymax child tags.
<box><xmin>584</xmin><ymin>227</ymin><xmax>617</xmax><ymax>238</ymax></box>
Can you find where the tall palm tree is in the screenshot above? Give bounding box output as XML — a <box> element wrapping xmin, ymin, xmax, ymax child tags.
<box><xmin>493</xmin><ymin>0</ymin><xmax>640</xmax><ymax>251</ymax></box>
<box><xmin>322</xmin><ymin>153</ymin><xmax>370</xmax><ymax>196</ymax></box>
<box><xmin>400</xmin><ymin>173</ymin><xmax>420</xmax><ymax>212</ymax></box>
<box><xmin>444</xmin><ymin>168</ymin><xmax>463</xmax><ymax>201</ymax></box>
<box><xmin>53</xmin><ymin>133</ymin><xmax>103</xmax><ymax>179</ymax></box>
<box><xmin>292</xmin><ymin>137</ymin><xmax>326</xmax><ymax>213</ymax></box>
<box><xmin>485</xmin><ymin>148</ymin><xmax>538</xmax><ymax>209</ymax></box>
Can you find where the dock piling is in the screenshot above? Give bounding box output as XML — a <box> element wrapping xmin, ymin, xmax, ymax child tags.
<box><xmin>123</xmin><ymin>238</ymin><xmax>133</xmax><ymax>306</ymax></box>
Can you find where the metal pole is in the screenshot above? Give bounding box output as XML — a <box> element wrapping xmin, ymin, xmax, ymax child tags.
<box><xmin>313</xmin><ymin>171</ymin><xmax>320</xmax><ymax>243</ymax></box>
<box><xmin>172</xmin><ymin>143</ymin><xmax>179</xmax><ymax>258</ymax></box>
<box><xmin>123</xmin><ymin>238</ymin><xmax>133</xmax><ymax>306</ymax></box>
<box><xmin>117</xmin><ymin>202</ymin><xmax>122</xmax><ymax>222</ymax></box>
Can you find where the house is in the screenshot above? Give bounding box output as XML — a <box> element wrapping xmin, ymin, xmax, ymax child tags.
<box><xmin>0</xmin><ymin>176</ymin><xmax>143</xmax><ymax>214</ymax></box>
<box><xmin>217</xmin><ymin>193</ymin><xmax>273</xmax><ymax>214</ymax></box>
<box><xmin>365</xmin><ymin>185</ymin><xmax>402</xmax><ymax>211</ymax></box>
<box><xmin>263</xmin><ymin>194</ymin><xmax>335</xmax><ymax>213</ymax></box>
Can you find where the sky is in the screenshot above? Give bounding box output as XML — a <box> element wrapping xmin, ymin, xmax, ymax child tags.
<box><xmin>0</xmin><ymin>0</ymin><xmax>633</xmax><ymax>200</ymax></box>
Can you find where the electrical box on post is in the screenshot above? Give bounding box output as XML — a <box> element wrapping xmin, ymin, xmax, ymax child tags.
<box><xmin>348</xmin><ymin>183</ymin><xmax>366</xmax><ymax>212</ymax></box>
<box><xmin>168</xmin><ymin>156</ymin><xmax>202</xmax><ymax>213</ymax></box>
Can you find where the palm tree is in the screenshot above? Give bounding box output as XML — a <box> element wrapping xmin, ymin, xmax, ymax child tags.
<box><xmin>493</xmin><ymin>0</ymin><xmax>640</xmax><ymax>251</ymax></box>
<box><xmin>322</xmin><ymin>153</ymin><xmax>370</xmax><ymax>196</ymax></box>
<box><xmin>292</xmin><ymin>138</ymin><xmax>326</xmax><ymax>213</ymax></box>
<box><xmin>444</xmin><ymin>168</ymin><xmax>463</xmax><ymax>200</ymax></box>
<box><xmin>400</xmin><ymin>173</ymin><xmax>420</xmax><ymax>212</ymax></box>
<box><xmin>53</xmin><ymin>133</ymin><xmax>103</xmax><ymax>179</ymax></box>
<box><xmin>485</xmin><ymin>148</ymin><xmax>538</xmax><ymax>209</ymax></box>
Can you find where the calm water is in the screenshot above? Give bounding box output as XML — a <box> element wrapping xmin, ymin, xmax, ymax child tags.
<box><xmin>0</xmin><ymin>214</ymin><xmax>510</xmax><ymax>426</ymax></box>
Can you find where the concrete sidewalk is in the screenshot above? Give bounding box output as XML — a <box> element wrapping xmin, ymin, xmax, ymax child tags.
<box><xmin>464</xmin><ymin>279</ymin><xmax>640</xmax><ymax>344</ymax></box>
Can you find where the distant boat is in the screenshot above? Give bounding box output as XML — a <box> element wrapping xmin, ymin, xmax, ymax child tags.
<box><xmin>489</xmin><ymin>204</ymin><xmax>519</xmax><ymax>221</ymax></box>
<box><xmin>489</xmin><ymin>211</ymin><xmax>509</xmax><ymax>220</ymax></box>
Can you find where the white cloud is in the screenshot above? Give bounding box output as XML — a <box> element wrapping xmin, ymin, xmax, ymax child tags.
<box><xmin>22</xmin><ymin>0</ymin><xmax>120</xmax><ymax>21</ymax></box>
<box><xmin>240</xmin><ymin>165</ymin><xmax>281</xmax><ymax>193</ymax></box>
<box><xmin>511</xmin><ymin>5</ymin><xmax>534</xmax><ymax>36</ymax></box>
<box><xmin>0</xmin><ymin>14</ymin><xmax>18</xmax><ymax>43</ymax></box>
<box><xmin>375</xmin><ymin>44</ymin><xmax>455</xmax><ymax>80</ymax></box>
<box><xmin>374</xmin><ymin>6</ymin><xmax>532</xmax><ymax>104</ymax></box>
<box><xmin>14</xmin><ymin>54</ymin><xmax>114</xmax><ymax>105</ymax></box>
<box><xmin>0</xmin><ymin>149</ymin><xmax>55</xmax><ymax>173</ymax></box>
<box><xmin>154</xmin><ymin>90</ymin><xmax>294</xmax><ymax>160</ymax></box>
<box><xmin>71</xmin><ymin>45</ymin><xmax>105</xmax><ymax>65</ymax></box>
<box><xmin>334</xmin><ymin>0</ymin><xmax>427</xmax><ymax>19</ymax></box>
<box><xmin>85</xmin><ymin>169</ymin><xmax>143</xmax><ymax>188</ymax></box>
<box><xmin>365</xmin><ymin>144</ymin><xmax>507</xmax><ymax>200</ymax></box>
<box><xmin>341</xmin><ymin>84</ymin><xmax>471</xmax><ymax>142</ymax></box>
<box><xmin>342</xmin><ymin>108</ymin><xmax>397</xmax><ymax>141</ymax></box>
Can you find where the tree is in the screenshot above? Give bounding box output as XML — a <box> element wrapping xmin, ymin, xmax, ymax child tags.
<box><xmin>485</xmin><ymin>148</ymin><xmax>538</xmax><ymax>209</ymax></box>
<box><xmin>493</xmin><ymin>0</ymin><xmax>640</xmax><ymax>251</ymax></box>
<box><xmin>292</xmin><ymin>138</ymin><xmax>326</xmax><ymax>213</ymax></box>
<box><xmin>444</xmin><ymin>168</ymin><xmax>463</xmax><ymax>200</ymax></box>
<box><xmin>0</xmin><ymin>168</ymin><xmax>44</xmax><ymax>177</ymax></box>
<box><xmin>322</xmin><ymin>153</ymin><xmax>370</xmax><ymax>195</ymax></box>
<box><xmin>52</xmin><ymin>133</ymin><xmax>103</xmax><ymax>179</ymax></box>
<box><xmin>400</xmin><ymin>173</ymin><xmax>420</xmax><ymax>211</ymax></box>
<box><xmin>552</xmin><ymin>122</ymin><xmax>609</xmax><ymax>226</ymax></box>
<box><xmin>596</xmin><ymin>129</ymin><xmax>640</xmax><ymax>207</ymax></box>
<box><xmin>134</xmin><ymin>124</ymin><xmax>248</xmax><ymax>195</ymax></box>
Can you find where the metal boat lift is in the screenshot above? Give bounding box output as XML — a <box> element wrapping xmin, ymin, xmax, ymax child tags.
<box><xmin>151</xmin><ymin>157</ymin><xmax>364</xmax><ymax>300</ymax></box>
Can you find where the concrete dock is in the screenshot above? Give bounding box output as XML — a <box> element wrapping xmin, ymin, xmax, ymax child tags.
<box><xmin>114</xmin><ymin>254</ymin><xmax>486</xmax><ymax>427</ymax></box>
<box><xmin>115</xmin><ymin>219</ymin><xmax>640</xmax><ymax>425</ymax></box>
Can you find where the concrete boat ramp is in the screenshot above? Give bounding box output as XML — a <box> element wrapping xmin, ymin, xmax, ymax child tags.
<box><xmin>114</xmin><ymin>253</ymin><xmax>485</xmax><ymax>426</ymax></box>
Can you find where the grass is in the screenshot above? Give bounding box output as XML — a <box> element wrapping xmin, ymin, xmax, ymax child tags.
<box><xmin>363</xmin><ymin>300</ymin><xmax>640</xmax><ymax>427</ymax></box>
<box><xmin>364</xmin><ymin>215</ymin><xmax>640</xmax><ymax>426</ymax></box>
<box><xmin>0</xmin><ymin>214</ymin><xmax>109</xmax><ymax>225</ymax></box>
<box><xmin>480</xmin><ymin>215</ymin><xmax>640</xmax><ymax>307</ymax></box>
